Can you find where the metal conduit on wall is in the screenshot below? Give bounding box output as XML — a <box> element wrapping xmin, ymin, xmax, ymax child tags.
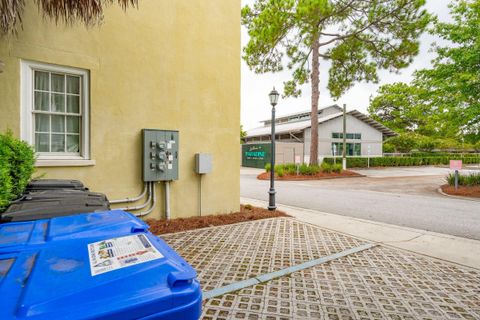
<box><xmin>135</xmin><ymin>182</ymin><xmax>156</xmax><ymax>217</ymax></box>
<box><xmin>109</xmin><ymin>183</ymin><xmax>149</xmax><ymax>204</ymax></box>
<box><xmin>115</xmin><ymin>182</ymin><xmax>152</xmax><ymax>211</ymax></box>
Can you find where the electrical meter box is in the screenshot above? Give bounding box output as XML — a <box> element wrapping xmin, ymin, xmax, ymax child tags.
<box><xmin>142</xmin><ymin>129</ymin><xmax>179</xmax><ymax>182</ymax></box>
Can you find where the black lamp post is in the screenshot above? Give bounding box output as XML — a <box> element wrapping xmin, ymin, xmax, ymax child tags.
<box><xmin>268</xmin><ymin>87</ymin><xmax>279</xmax><ymax>211</ymax></box>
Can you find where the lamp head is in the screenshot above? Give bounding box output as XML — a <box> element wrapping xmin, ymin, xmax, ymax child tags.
<box><xmin>269</xmin><ymin>87</ymin><xmax>279</xmax><ymax>106</ymax></box>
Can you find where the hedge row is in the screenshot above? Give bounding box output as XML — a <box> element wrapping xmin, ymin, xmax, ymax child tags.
<box><xmin>0</xmin><ymin>132</ymin><xmax>35</xmax><ymax>211</ymax></box>
<box><xmin>408</xmin><ymin>152</ymin><xmax>480</xmax><ymax>158</ymax></box>
<box><xmin>323</xmin><ymin>155</ymin><xmax>480</xmax><ymax>168</ymax></box>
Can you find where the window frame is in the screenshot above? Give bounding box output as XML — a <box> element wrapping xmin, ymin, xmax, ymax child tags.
<box><xmin>21</xmin><ymin>60</ymin><xmax>90</xmax><ymax>162</ymax></box>
<box><xmin>332</xmin><ymin>132</ymin><xmax>362</xmax><ymax>140</ymax></box>
<box><xmin>331</xmin><ymin>142</ymin><xmax>362</xmax><ymax>156</ymax></box>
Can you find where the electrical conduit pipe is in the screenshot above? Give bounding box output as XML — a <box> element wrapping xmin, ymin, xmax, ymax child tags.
<box><xmin>135</xmin><ymin>182</ymin><xmax>157</xmax><ymax>217</ymax></box>
<box><xmin>109</xmin><ymin>183</ymin><xmax>148</xmax><ymax>204</ymax></box>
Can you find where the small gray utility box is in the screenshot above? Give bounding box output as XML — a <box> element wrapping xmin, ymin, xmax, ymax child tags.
<box><xmin>195</xmin><ymin>153</ymin><xmax>212</xmax><ymax>174</ymax></box>
<box><xmin>142</xmin><ymin>129</ymin><xmax>179</xmax><ymax>181</ymax></box>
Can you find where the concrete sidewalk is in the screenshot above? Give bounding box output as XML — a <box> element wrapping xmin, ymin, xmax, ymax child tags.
<box><xmin>241</xmin><ymin>197</ymin><xmax>480</xmax><ymax>270</ymax></box>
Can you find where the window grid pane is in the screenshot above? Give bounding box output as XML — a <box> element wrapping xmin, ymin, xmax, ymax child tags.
<box><xmin>32</xmin><ymin>69</ymin><xmax>82</xmax><ymax>155</ymax></box>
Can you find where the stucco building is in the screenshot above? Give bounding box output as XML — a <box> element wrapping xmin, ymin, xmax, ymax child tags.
<box><xmin>243</xmin><ymin>105</ymin><xmax>396</xmax><ymax>165</ymax></box>
<box><xmin>0</xmin><ymin>1</ymin><xmax>240</xmax><ymax>219</ymax></box>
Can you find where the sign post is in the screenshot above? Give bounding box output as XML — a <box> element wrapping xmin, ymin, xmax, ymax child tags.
<box><xmin>295</xmin><ymin>155</ymin><xmax>301</xmax><ymax>175</ymax></box>
<box><xmin>333</xmin><ymin>144</ymin><xmax>337</xmax><ymax>165</ymax></box>
<box><xmin>367</xmin><ymin>144</ymin><xmax>371</xmax><ymax>168</ymax></box>
<box><xmin>450</xmin><ymin>160</ymin><xmax>462</xmax><ymax>190</ymax></box>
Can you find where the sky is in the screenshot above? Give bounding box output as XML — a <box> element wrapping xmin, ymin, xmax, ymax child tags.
<box><xmin>241</xmin><ymin>0</ymin><xmax>453</xmax><ymax>130</ymax></box>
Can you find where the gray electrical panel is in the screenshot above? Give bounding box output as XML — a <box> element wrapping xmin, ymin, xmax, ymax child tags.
<box><xmin>195</xmin><ymin>153</ymin><xmax>212</xmax><ymax>174</ymax></box>
<box><xmin>142</xmin><ymin>129</ymin><xmax>179</xmax><ymax>182</ymax></box>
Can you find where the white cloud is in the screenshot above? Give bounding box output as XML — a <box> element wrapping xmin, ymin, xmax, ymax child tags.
<box><xmin>241</xmin><ymin>0</ymin><xmax>453</xmax><ymax>129</ymax></box>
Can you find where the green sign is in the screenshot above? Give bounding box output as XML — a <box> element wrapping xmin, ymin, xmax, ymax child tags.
<box><xmin>242</xmin><ymin>144</ymin><xmax>271</xmax><ymax>168</ymax></box>
<box><xmin>245</xmin><ymin>151</ymin><xmax>265</xmax><ymax>159</ymax></box>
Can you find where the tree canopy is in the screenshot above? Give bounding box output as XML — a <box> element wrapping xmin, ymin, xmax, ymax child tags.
<box><xmin>369</xmin><ymin>0</ymin><xmax>480</xmax><ymax>144</ymax></box>
<box><xmin>242</xmin><ymin>0</ymin><xmax>430</xmax><ymax>164</ymax></box>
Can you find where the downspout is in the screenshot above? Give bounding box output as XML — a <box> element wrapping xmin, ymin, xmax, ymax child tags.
<box><xmin>109</xmin><ymin>183</ymin><xmax>148</xmax><ymax>204</ymax></box>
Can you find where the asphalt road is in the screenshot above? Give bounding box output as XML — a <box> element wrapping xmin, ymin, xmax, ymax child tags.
<box><xmin>240</xmin><ymin>167</ymin><xmax>480</xmax><ymax>240</ymax></box>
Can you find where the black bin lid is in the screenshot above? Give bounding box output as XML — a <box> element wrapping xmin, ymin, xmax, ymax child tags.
<box><xmin>16</xmin><ymin>190</ymin><xmax>108</xmax><ymax>203</ymax></box>
<box><xmin>26</xmin><ymin>179</ymin><xmax>88</xmax><ymax>191</ymax></box>
<box><xmin>1</xmin><ymin>197</ymin><xmax>110</xmax><ymax>222</ymax></box>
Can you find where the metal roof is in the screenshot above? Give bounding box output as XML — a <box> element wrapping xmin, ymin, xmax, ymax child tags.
<box><xmin>246</xmin><ymin>110</ymin><xmax>397</xmax><ymax>138</ymax></box>
<box><xmin>260</xmin><ymin>104</ymin><xmax>342</xmax><ymax>124</ymax></box>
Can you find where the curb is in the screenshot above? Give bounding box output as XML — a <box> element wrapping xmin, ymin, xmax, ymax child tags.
<box><xmin>437</xmin><ymin>187</ymin><xmax>480</xmax><ymax>203</ymax></box>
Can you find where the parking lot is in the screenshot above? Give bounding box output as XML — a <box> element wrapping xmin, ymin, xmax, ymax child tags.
<box><xmin>162</xmin><ymin>218</ymin><xmax>480</xmax><ymax>319</ymax></box>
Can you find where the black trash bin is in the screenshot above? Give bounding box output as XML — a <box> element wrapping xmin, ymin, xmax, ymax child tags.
<box><xmin>1</xmin><ymin>180</ymin><xmax>109</xmax><ymax>222</ymax></box>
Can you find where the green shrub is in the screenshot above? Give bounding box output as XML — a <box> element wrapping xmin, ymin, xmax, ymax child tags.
<box><xmin>332</xmin><ymin>163</ymin><xmax>343</xmax><ymax>173</ymax></box>
<box><xmin>299</xmin><ymin>163</ymin><xmax>309</xmax><ymax>175</ymax></box>
<box><xmin>276</xmin><ymin>166</ymin><xmax>285</xmax><ymax>177</ymax></box>
<box><xmin>265</xmin><ymin>163</ymin><xmax>271</xmax><ymax>172</ymax></box>
<box><xmin>418</xmin><ymin>136</ymin><xmax>439</xmax><ymax>152</ymax></box>
<box><xmin>385</xmin><ymin>133</ymin><xmax>418</xmax><ymax>153</ymax></box>
<box><xmin>383</xmin><ymin>143</ymin><xmax>395</xmax><ymax>153</ymax></box>
<box><xmin>474</xmin><ymin>141</ymin><xmax>480</xmax><ymax>152</ymax></box>
<box><xmin>283</xmin><ymin>163</ymin><xmax>297</xmax><ymax>175</ymax></box>
<box><xmin>0</xmin><ymin>131</ymin><xmax>35</xmax><ymax>212</ymax></box>
<box><xmin>298</xmin><ymin>163</ymin><xmax>320</xmax><ymax>175</ymax></box>
<box><xmin>447</xmin><ymin>173</ymin><xmax>480</xmax><ymax>186</ymax></box>
<box><xmin>320</xmin><ymin>162</ymin><xmax>332</xmax><ymax>173</ymax></box>
<box><xmin>437</xmin><ymin>138</ymin><xmax>462</xmax><ymax>150</ymax></box>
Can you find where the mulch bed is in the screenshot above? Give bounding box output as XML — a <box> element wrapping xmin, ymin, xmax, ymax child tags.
<box><xmin>441</xmin><ymin>184</ymin><xmax>480</xmax><ymax>198</ymax></box>
<box><xmin>257</xmin><ymin>170</ymin><xmax>362</xmax><ymax>181</ymax></box>
<box><xmin>145</xmin><ymin>205</ymin><xmax>289</xmax><ymax>235</ymax></box>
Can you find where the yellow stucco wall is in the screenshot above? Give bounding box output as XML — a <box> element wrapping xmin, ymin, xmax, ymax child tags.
<box><xmin>0</xmin><ymin>1</ymin><xmax>240</xmax><ymax>219</ymax></box>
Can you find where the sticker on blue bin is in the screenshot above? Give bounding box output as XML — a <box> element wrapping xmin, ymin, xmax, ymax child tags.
<box><xmin>88</xmin><ymin>234</ymin><xmax>164</xmax><ymax>276</ymax></box>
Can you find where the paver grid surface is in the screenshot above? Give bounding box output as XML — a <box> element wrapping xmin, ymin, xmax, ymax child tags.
<box><xmin>162</xmin><ymin>218</ymin><xmax>365</xmax><ymax>291</ymax></box>
<box><xmin>161</xmin><ymin>218</ymin><xmax>480</xmax><ymax>319</ymax></box>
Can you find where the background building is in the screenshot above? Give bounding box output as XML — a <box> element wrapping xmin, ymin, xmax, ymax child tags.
<box><xmin>0</xmin><ymin>1</ymin><xmax>240</xmax><ymax>219</ymax></box>
<box><xmin>243</xmin><ymin>105</ymin><xmax>396</xmax><ymax>166</ymax></box>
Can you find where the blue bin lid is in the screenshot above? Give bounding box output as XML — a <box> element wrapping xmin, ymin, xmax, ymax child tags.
<box><xmin>0</xmin><ymin>210</ymin><xmax>148</xmax><ymax>251</ymax></box>
<box><xmin>0</xmin><ymin>212</ymin><xmax>202</xmax><ymax>320</ymax></box>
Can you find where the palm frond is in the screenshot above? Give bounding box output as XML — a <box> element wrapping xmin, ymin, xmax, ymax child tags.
<box><xmin>0</xmin><ymin>0</ymin><xmax>25</xmax><ymax>35</ymax></box>
<box><xmin>0</xmin><ymin>0</ymin><xmax>137</xmax><ymax>35</ymax></box>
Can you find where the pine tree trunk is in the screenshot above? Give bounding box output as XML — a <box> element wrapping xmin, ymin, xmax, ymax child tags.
<box><xmin>309</xmin><ymin>38</ymin><xmax>320</xmax><ymax>166</ymax></box>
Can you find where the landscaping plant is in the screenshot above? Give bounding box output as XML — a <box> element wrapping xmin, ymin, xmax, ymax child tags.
<box><xmin>268</xmin><ymin>162</ymin><xmax>344</xmax><ymax>176</ymax></box>
<box><xmin>320</xmin><ymin>162</ymin><xmax>333</xmax><ymax>174</ymax></box>
<box><xmin>447</xmin><ymin>173</ymin><xmax>480</xmax><ymax>186</ymax></box>
<box><xmin>0</xmin><ymin>131</ymin><xmax>35</xmax><ymax>212</ymax></box>
<box><xmin>332</xmin><ymin>163</ymin><xmax>343</xmax><ymax>173</ymax></box>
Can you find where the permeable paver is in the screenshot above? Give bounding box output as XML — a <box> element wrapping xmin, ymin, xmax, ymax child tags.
<box><xmin>162</xmin><ymin>218</ymin><xmax>365</xmax><ymax>291</ymax></box>
<box><xmin>161</xmin><ymin>218</ymin><xmax>480</xmax><ymax>319</ymax></box>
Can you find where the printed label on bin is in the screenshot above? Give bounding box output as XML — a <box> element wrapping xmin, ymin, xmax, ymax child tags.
<box><xmin>88</xmin><ymin>234</ymin><xmax>164</xmax><ymax>276</ymax></box>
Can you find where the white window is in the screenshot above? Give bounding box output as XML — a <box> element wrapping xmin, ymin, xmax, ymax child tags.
<box><xmin>21</xmin><ymin>61</ymin><xmax>92</xmax><ymax>166</ymax></box>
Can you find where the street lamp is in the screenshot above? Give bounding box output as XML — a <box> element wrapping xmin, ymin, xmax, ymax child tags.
<box><xmin>268</xmin><ymin>87</ymin><xmax>279</xmax><ymax>211</ymax></box>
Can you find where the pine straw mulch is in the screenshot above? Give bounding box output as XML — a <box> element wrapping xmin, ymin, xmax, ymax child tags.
<box><xmin>441</xmin><ymin>184</ymin><xmax>480</xmax><ymax>198</ymax></box>
<box><xmin>145</xmin><ymin>205</ymin><xmax>289</xmax><ymax>235</ymax></box>
<box><xmin>257</xmin><ymin>170</ymin><xmax>362</xmax><ymax>181</ymax></box>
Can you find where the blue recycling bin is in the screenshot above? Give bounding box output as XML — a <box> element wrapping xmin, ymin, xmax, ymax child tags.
<box><xmin>0</xmin><ymin>210</ymin><xmax>202</xmax><ymax>320</ymax></box>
